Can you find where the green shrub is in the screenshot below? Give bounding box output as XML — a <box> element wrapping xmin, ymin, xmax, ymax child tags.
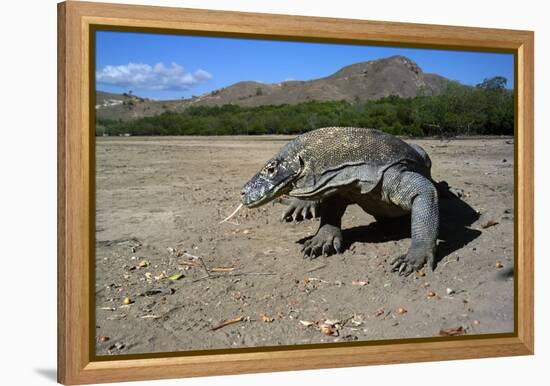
<box><xmin>96</xmin><ymin>77</ymin><xmax>513</xmax><ymax>137</ymax></box>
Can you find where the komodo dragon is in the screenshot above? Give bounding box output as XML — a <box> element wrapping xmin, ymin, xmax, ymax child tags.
<box><xmin>240</xmin><ymin>127</ymin><xmax>439</xmax><ymax>276</ymax></box>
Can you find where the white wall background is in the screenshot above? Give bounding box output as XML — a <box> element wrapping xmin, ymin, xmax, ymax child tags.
<box><xmin>0</xmin><ymin>0</ymin><xmax>546</xmax><ymax>384</ymax></box>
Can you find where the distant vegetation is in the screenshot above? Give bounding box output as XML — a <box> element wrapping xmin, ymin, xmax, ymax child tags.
<box><xmin>96</xmin><ymin>77</ymin><xmax>513</xmax><ymax>137</ymax></box>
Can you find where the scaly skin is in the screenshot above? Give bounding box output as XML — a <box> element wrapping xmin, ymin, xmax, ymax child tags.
<box><xmin>241</xmin><ymin>127</ymin><xmax>439</xmax><ymax>276</ymax></box>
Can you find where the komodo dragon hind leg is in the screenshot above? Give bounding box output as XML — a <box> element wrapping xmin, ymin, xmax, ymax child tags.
<box><xmin>301</xmin><ymin>195</ymin><xmax>349</xmax><ymax>259</ymax></box>
<box><xmin>383</xmin><ymin>168</ymin><xmax>439</xmax><ymax>276</ymax></box>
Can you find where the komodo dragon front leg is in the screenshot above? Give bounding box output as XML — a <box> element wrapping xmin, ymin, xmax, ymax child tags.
<box><xmin>302</xmin><ymin>195</ymin><xmax>349</xmax><ymax>258</ymax></box>
<box><xmin>382</xmin><ymin>167</ymin><xmax>439</xmax><ymax>276</ymax></box>
<box><xmin>281</xmin><ymin>197</ymin><xmax>320</xmax><ymax>222</ymax></box>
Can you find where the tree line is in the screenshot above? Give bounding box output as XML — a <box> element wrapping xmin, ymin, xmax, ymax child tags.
<box><xmin>96</xmin><ymin>77</ymin><xmax>513</xmax><ymax>137</ymax></box>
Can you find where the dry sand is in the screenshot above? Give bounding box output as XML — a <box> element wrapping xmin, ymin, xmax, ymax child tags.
<box><xmin>95</xmin><ymin>135</ymin><xmax>514</xmax><ymax>356</ymax></box>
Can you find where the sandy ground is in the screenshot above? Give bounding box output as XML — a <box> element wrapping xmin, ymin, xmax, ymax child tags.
<box><xmin>95</xmin><ymin>135</ymin><xmax>514</xmax><ymax>356</ymax></box>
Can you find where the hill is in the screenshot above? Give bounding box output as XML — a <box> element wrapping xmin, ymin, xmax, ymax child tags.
<box><xmin>96</xmin><ymin>55</ymin><xmax>453</xmax><ymax>121</ymax></box>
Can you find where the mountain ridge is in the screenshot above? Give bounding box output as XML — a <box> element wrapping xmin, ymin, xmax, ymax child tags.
<box><xmin>96</xmin><ymin>55</ymin><xmax>455</xmax><ymax>122</ymax></box>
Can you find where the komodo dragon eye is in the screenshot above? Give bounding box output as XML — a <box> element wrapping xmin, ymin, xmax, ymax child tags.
<box><xmin>263</xmin><ymin>162</ymin><xmax>277</xmax><ymax>176</ymax></box>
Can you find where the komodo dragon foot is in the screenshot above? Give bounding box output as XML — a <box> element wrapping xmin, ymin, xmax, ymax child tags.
<box><xmin>301</xmin><ymin>224</ymin><xmax>343</xmax><ymax>258</ymax></box>
<box><xmin>390</xmin><ymin>242</ymin><xmax>436</xmax><ymax>276</ymax></box>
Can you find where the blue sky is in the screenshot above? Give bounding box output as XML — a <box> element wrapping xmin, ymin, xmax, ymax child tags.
<box><xmin>96</xmin><ymin>30</ymin><xmax>515</xmax><ymax>100</ymax></box>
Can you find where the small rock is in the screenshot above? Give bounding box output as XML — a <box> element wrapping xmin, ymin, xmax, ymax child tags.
<box><xmin>446</xmin><ymin>288</ymin><xmax>455</xmax><ymax>295</ymax></box>
<box><xmin>342</xmin><ymin>334</ymin><xmax>358</xmax><ymax>341</ymax></box>
<box><xmin>321</xmin><ymin>324</ymin><xmax>338</xmax><ymax>336</ymax></box>
<box><xmin>398</xmin><ymin>307</ymin><xmax>407</xmax><ymax>315</ymax></box>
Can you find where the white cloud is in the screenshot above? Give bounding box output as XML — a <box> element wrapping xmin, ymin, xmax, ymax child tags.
<box><xmin>96</xmin><ymin>62</ymin><xmax>212</xmax><ymax>91</ymax></box>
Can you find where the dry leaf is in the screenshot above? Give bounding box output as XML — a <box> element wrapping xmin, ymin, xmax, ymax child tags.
<box><xmin>439</xmin><ymin>326</ymin><xmax>466</xmax><ymax>336</ymax></box>
<box><xmin>168</xmin><ymin>273</ymin><xmax>184</xmax><ymax>281</ymax></box>
<box><xmin>350</xmin><ymin>317</ymin><xmax>363</xmax><ymax>327</ymax></box>
<box><xmin>138</xmin><ymin>260</ymin><xmax>149</xmax><ymax>268</ymax></box>
<box><xmin>351</xmin><ymin>280</ymin><xmax>369</xmax><ymax>286</ymax></box>
<box><xmin>261</xmin><ymin>314</ymin><xmax>274</xmax><ymax>323</ymax></box>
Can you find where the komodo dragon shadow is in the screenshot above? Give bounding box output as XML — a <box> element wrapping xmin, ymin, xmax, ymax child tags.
<box><xmin>297</xmin><ymin>181</ymin><xmax>481</xmax><ymax>269</ymax></box>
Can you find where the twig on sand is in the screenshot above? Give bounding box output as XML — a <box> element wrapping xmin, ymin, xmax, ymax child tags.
<box><xmin>182</xmin><ymin>252</ymin><xmax>201</xmax><ymax>260</ymax></box>
<box><xmin>192</xmin><ymin>271</ymin><xmax>277</xmax><ymax>283</ymax></box>
<box><xmin>182</xmin><ymin>252</ymin><xmax>211</xmax><ymax>277</ymax></box>
<box><xmin>198</xmin><ymin>256</ymin><xmax>211</xmax><ymax>277</ymax></box>
<box><xmin>210</xmin><ymin>267</ymin><xmax>235</xmax><ymax>272</ymax></box>
<box><xmin>210</xmin><ymin>316</ymin><xmax>244</xmax><ymax>331</ymax></box>
<box><xmin>306</xmin><ymin>263</ymin><xmax>327</xmax><ymax>273</ymax></box>
<box><xmin>442</xmin><ymin>257</ymin><xmax>460</xmax><ymax>266</ymax></box>
<box><xmin>219</xmin><ymin>203</ymin><xmax>243</xmax><ymax>224</ymax></box>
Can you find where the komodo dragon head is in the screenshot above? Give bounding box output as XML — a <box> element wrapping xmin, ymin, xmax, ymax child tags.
<box><xmin>240</xmin><ymin>141</ymin><xmax>303</xmax><ymax>208</ymax></box>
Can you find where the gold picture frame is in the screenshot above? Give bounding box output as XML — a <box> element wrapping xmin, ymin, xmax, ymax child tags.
<box><xmin>58</xmin><ymin>1</ymin><xmax>534</xmax><ymax>384</ymax></box>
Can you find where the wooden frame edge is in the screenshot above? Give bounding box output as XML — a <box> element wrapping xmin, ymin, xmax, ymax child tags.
<box><xmin>57</xmin><ymin>1</ymin><xmax>535</xmax><ymax>384</ymax></box>
<box><xmin>516</xmin><ymin>31</ymin><xmax>535</xmax><ymax>354</ymax></box>
<box><xmin>57</xmin><ymin>1</ymin><xmax>67</xmax><ymax>384</ymax></box>
<box><xmin>71</xmin><ymin>337</ymin><xmax>529</xmax><ymax>384</ymax></box>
